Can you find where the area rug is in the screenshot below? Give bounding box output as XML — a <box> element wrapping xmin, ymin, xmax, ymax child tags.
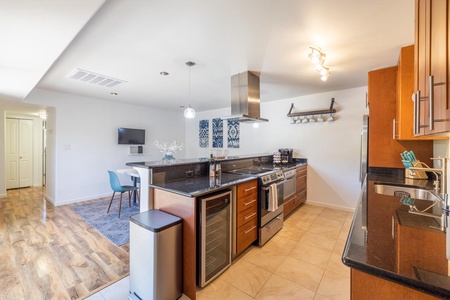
<box><xmin>71</xmin><ymin>198</ymin><xmax>140</xmax><ymax>246</ymax></box>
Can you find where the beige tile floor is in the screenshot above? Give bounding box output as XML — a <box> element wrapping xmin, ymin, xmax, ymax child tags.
<box><xmin>85</xmin><ymin>204</ymin><xmax>353</xmax><ymax>300</ymax></box>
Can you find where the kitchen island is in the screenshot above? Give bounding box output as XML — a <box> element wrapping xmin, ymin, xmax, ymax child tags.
<box><xmin>343</xmin><ymin>170</ymin><xmax>450</xmax><ymax>299</ymax></box>
<box><xmin>127</xmin><ymin>154</ymin><xmax>307</xmax><ymax>299</ymax></box>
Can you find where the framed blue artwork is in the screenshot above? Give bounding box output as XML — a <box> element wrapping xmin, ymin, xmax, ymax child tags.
<box><xmin>227</xmin><ymin>120</ymin><xmax>239</xmax><ymax>148</ymax></box>
<box><xmin>199</xmin><ymin>119</ymin><xmax>209</xmax><ymax>148</ymax></box>
<box><xmin>212</xmin><ymin>118</ymin><xmax>223</xmax><ymax>148</ymax></box>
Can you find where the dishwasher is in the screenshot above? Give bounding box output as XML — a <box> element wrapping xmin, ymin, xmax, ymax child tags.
<box><xmin>197</xmin><ymin>189</ymin><xmax>232</xmax><ymax>287</ymax></box>
<box><xmin>283</xmin><ymin>169</ymin><xmax>296</xmax><ymax>199</ymax></box>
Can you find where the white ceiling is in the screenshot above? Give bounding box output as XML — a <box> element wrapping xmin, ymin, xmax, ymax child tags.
<box><xmin>1</xmin><ymin>0</ymin><xmax>415</xmax><ymax>116</ymax></box>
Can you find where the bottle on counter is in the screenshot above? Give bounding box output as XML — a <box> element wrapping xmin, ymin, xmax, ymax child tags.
<box><xmin>215</xmin><ymin>161</ymin><xmax>221</xmax><ymax>177</ymax></box>
<box><xmin>209</xmin><ymin>154</ymin><xmax>216</xmax><ymax>177</ymax></box>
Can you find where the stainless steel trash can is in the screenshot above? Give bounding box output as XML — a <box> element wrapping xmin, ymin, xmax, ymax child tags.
<box><xmin>129</xmin><ymin>210</ymin><xmax>182</xmax><ymax>300</ymax></box>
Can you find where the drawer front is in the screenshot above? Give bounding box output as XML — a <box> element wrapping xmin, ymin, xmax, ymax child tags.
<box><xmin>284</xmin><ymin>198</ymin><xmax>295</xmax><ymax>217</ymax></box>
<box><xmin>236</xmin><ymin>217</ymin><xmax>257</xmax><ymax>254</ymax></box>
<box><xmin>297</xmin><ymin>190</ymin><xmax>307</xmax><ymax>204</ymax></box>
<box><xmin>296</xmin><ymin>165</ymin><xmax>307</xmax><ymax>176</ymax></box>
<box><xmin>296</xmin><ymin>179</ymin><xmax>307</xmax><ymax>192</ymax></box>
<box><xmin>237</xmin><ymin>180</ymin><xmax>258</xmax><ymax>198</ymax></box>
<box><xmin>237</xmin><ymin>192</ymin><xmax>258</xmax><ymax>213</ymax></box>
<box><xmin>237</xmin><ymin>206</ymin><xmax>257</xmax><ymax>228</ymax></box>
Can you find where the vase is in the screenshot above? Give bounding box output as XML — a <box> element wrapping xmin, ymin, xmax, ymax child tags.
<box><xmin>162</xmin><ymin>154</ymin><xmax>175</xmax><ymax>161</ymax></box>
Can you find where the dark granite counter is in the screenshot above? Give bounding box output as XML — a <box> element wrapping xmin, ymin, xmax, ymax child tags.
<box><xmin>343</xmin><ymin>171</ymin><xmax>450</xmax><ymax>298</ymax></box>
<box><xmin>126</xmin><ymin>153</ymin><xmax>274</xmax><ymax>169</ymax></box>
<box><xmin>149</xmin><ymin>173</ymin><xmax>256</xmax><ymax>197</ymax></box>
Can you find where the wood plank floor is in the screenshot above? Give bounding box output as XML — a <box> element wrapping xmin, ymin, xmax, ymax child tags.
<box><xmin>0</xmin><ymin>187</ymin><xmax>130</xmax><ymax>300</ymax></box>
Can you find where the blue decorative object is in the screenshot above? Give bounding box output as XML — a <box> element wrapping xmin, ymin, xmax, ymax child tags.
<box><xmin>199</xmin><ymin>119</ymin><xmax>209</xmax><ymax>148</ymax></box>
<box><xmin>212</xmin><ymin>118</ymin><xmax>223</xmax><ymax>148</ymax></box>
<box><xmin>227</xmin><ymin>121</ymin><xmax>240</xmax><ymax>148</ymax></box>
<box><xmin>162</xmin><ymin>154</ymin><xmax>175</xmax><ymax>161</ymax></box>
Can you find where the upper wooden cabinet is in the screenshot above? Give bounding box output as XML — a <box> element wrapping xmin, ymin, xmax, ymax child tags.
<box><xmin>413</xmin><ymin>0</ymin><xmax>450</xmax><ymax>136</ymax></box>
<box><xmin>368</xmin><ymin>66</ymin><xmax>433</xmax><ymax>168</ymax></box>
<box><xmin>396</xmin><ymin>45</ymin><xmax>447</xmax><ymax>140</ymax></box>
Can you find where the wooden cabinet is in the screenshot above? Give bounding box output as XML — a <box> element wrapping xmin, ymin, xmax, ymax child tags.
<box><xmin>368</xmin><ymin>66</ymin><xmax>433</xmax><ymax>168</ymax></box>
<box><xmin>396</xmin><ymin>213</ymin><xmax>447</xmax><ymax>277</ymax></box>
<box><xmin>284</xmin><ymin>164</ymin><xmax>307</xmax><ymax>218</ymax></box>
<box><xmin>236</xmin><ymin>180</ymin><xmax>258</xmax><ymax>254</ymax></box>
<box><xmin>351</xmin><ymin>269</ymin><xmax>440</xmax><ymax>300</ymax></box>
<box><xmin>396</xmin><ymin>45</ymin><xmax>447</xmax><ymax>140</ymax></box>
<box><xmin>414</xmin><ymin>0</ymin><xmax>450</xmax><ymax>136</ymax></box>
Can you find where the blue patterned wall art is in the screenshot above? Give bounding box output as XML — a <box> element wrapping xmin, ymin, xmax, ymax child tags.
<box><xmin>227</xmin><ymin>120</ymin><xmax>240</xmax><ymax>148</ymax></box>
<box><xmin>199</xmin><ymin>119</ymin><xmax>209</xmax><ymax>148</ymax></box>
<box><xmin>212</xmin><ymin>118</ymin><xmax>223</xmax><ymax>148</ymax></box>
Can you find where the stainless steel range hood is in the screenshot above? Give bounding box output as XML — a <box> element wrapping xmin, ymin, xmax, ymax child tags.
<box><xmin>222</xmin><ymin>71</ymin><xmax>268</xmax><ymax>123</ymax></box>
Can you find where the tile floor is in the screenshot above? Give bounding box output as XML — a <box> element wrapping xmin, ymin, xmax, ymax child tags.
<box><xmin>85</xmin><ymin>204</ymin><xmax>353</xmax><ymax>300</ymax></box>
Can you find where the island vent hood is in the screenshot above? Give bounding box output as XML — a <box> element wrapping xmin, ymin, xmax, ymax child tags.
<box><xmin>222</xmin><ymin>71</ymin><xmax>268</xmax><ymax>123</ymax></box>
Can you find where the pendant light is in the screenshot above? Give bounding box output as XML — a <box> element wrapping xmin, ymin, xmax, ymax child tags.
<box><xmin>184</xmin><ymin>61</ymin><xmax>196</xmax><ymax>119</ymax></box>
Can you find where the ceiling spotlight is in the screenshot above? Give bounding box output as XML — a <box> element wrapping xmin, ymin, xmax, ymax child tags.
<box><xmin>111</xmin><ymin>92</ymin><xmax>118</xmax><ymax>96</ymax></box>
<box><xmin>160</xmin><ymin>71</ymin><xmax>169</xmax><ymax>76</ymax></box>
<box><xmin>321</xmin><ymin>70</ymin><xmax>330</xmax><ymax>81</ymax></box>
<box><xmin>308</xmin><ymin>47</ymin><xmax>326</xmax><ymax>65</ymax></box>
<box><xmin>308</xmin><ymin>46</ymin><xmax>331</xmax><ymax>81</ymax></box>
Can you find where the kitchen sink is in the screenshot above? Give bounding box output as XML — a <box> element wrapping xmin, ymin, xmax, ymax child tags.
<box><xmin>373</xmin><ymin>183</ymin><xmax>441</xmax><ymax>202</ymax></box>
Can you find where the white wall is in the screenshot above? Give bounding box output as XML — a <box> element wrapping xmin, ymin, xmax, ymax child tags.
<box><xmin>26</xmin><ymin>89</ymin><xmax>186</xmax><ymax>205</ymax></box>
<box><xmin>186</xmin><ymin>87</ymin><xmax>369</xmax><ymax>210</ymax></box>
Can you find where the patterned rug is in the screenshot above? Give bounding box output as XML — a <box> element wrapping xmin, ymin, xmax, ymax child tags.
<box><xmin>71</xmin><ymin>198</ymin><xmax>140</xmax><ymax>246</ymax></box>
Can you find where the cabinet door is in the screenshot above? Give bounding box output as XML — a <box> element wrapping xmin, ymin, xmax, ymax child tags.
<box><xmin>414</xmin><ymin>0</ymin><xmax>450</xmax><ymax>135</ymax></box>
<box><xmin>368</xmin><ymin>67</ymin><xmax>433</xmax><ymax>168</ymax></box>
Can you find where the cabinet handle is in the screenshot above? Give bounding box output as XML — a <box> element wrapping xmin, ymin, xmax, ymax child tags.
<box><xmin>244</xmin><ymin>212</ymin><xmax>257</xmax><ymax>220</ymax></box>
<box><xmin>429</xmin><ymin>75</ymin><xmax>434</xmax><ymax>131</ymax></box>
<box><xmin>244</xmin><ymin>199</ymin><xmax>256</xmax><ymax>206</ymax></box>
<box><xmin>413</xmin><ymin>91</ymin><xmax>420</xmax><ymax>134</ymax></box>
<box><xmin>244</xmin><ymin>226</ymin><xmax>256</xmax><ymax>235</ymax></box>
<box><xmin>392</xmin><ymin>119</ymin><xmax>397</xmax><ymax>139</ymax></box>
<box><xmin>391</xmin><ymin>216</ymin><xmax>395</xmax><ymax>239</ymax></box>
<box><xmin>244</xmin><ymin>186</ymin><xmax>257</xmax><ymax>192</ymax></box>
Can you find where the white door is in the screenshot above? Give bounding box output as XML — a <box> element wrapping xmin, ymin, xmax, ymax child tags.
<box><xmin>6</xmin><ymin>118</ymin><xmax>33</xmax><ymax>189</ymax></box>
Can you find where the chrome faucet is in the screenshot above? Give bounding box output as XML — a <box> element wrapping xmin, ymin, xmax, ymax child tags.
<box><xmin>409</xmin><ymin>157</ymin><xmax>447</xmax><ymax>195</ymax></box>
<box><xmin>408</xmin><ymin>158</ymin><xmax>449</xmax><ymax>231</ymax></box>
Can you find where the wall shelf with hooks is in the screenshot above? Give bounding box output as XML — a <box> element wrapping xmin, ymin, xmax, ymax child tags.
<box><xmin>287</xmin><ymin>98</ymin><xmax>336</xmax><ymax>117</ymax></box>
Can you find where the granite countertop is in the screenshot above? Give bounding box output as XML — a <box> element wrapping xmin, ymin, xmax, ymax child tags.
<box><xmin>343</xmin><ymin>172</ymin><xmax>450</xmax><ymax>298</ymax></box>
<box><xmin>149</xmin><ymin>173</ymin><xmax>257</xmax><ymax>197</ymax></box>
<box><xmin>147</xmin><ymin>160</ymin><xmax>307</xmax><ymax>197</ymax></box>
<box><xmin>126</xmin><ymin>153</ymin><xmax>273</xmax><ymax>169</ymax></box>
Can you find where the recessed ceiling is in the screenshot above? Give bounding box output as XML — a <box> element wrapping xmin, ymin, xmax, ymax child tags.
<box><xmin>1</xmin><ymin>0</ymin><xmax>414</xmax><ymax>114</ymax></box>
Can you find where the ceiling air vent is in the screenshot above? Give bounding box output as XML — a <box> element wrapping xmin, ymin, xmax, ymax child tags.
<box><xmin>65</xmin><ymin>68</ymin><xmax>126</xmax><ymax>88</ymax></box>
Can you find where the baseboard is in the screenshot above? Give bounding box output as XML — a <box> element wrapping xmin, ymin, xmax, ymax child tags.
<box><xmin>305</xmin><ymin>200</ymin><xmax>355</xmax><ymax>213</ymax></box>
<box><xmin>53</xmin><ymin>192</ymin><xmax>112</xmax><ymax>206</ymax></box>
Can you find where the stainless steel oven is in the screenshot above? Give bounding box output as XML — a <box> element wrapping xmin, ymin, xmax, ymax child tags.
<box><xmin>259</xmin><ymin>172</ymin><xmax>284</xmax><ymax>246</ymax></box>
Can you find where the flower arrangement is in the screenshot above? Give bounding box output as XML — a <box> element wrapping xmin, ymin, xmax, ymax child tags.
<box><xmin>155</xmin><ymin>140</ymin><xmax>183</xmax><ymax>156</ymax></box>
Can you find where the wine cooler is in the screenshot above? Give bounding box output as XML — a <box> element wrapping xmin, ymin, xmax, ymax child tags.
<box><xmin>198</xmin><ymin>189</ymin><xmax>232</xmax><ymax>287</ymax></box>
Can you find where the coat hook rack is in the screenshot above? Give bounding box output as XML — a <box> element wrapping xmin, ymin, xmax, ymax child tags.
<box><xmin>287</xmin><ymin>98</ymin><xmax>336</xmax><ymax>118</ymax></box>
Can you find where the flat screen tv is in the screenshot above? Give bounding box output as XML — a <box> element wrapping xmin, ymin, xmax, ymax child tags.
<box><xmin>118</xmin><ymin>127</ymin><xmax>145</xmax><ymax>145</ymax></box>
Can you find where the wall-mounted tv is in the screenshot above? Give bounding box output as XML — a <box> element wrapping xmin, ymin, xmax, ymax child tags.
<box><xmin>118</xmin><ymin>127</ymin><xmax>145</xmax><ymax>145</ymax></box>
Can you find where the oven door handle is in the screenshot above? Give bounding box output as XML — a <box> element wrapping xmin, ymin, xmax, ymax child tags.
<box><xmin>261</xmin><ymin>181</ymin><xmax>284</xmax><ymax>190</ymax></box>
